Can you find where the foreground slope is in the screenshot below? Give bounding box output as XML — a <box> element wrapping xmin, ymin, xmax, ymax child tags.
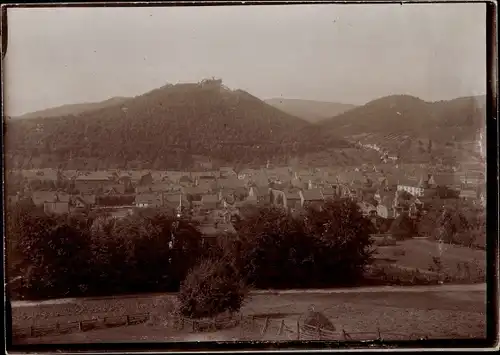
<box><xmin>6</xmin><ymin>80</ymin><xmax>350</xmax><ymax>170</ymax></box>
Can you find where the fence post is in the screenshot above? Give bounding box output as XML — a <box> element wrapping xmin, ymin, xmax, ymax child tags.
<box><xmin>192</xmin><ymin>320</ymin><xmax>196</xmax><ymax>332</ymax></box>
<box><xmin>126</xmin><ymin>315</ymin><xmax>130</xmax><ymax>325</ymax></box>
<box><xmin>261</xmin><ymin>317</ymin><xmax>269</xmax><ymax>335</ymax></box>
<box><xmin>252</xmin><ymin>316</ymin><xmax>255</xmax><ymax>330</ymax></box>
<box><xmin>278</xmin><ymin>319</ymin><xmax>285</xmax><ymax>335</ymax></box>
<box><xmin>30</xmin><ymin>326</ymin><xmax>34</xmax><ymax>337</ymax></box>
<box><xmin>317</xmin><ymin>325</ymin><xmax>321</xmax><ymax>340</ymax></box>
<box><xmin>296</xmin><ymin>321</ymin><xmax>300</xmax><ymax>340</ymax></box>
<box><xmin>55</xmin><ymin>322</ymin><xmax>60</xmax><ymax>333</ymax></box>
<box><xmin>181</xmin><ymin>316</ymin><xmax>184</xmax><ymax>330</ymax></box>
<box><xmin>78</xmin><ymin>321</ymin><xmax>83</xmax><ymax>332</ymax></box>
<box><xmin>377</xmin><ymin>327</ymin><xmax>381</xmax><ymax>340</ymax></box>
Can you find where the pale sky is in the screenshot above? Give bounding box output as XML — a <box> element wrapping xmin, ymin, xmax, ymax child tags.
<box><xmin>4</xmin><ymin>3</ymin><xmax>486</xmax><ymax>116</ymax></box>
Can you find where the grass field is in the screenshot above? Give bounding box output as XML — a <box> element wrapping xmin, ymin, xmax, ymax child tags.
<box><xmin>372</xmin><ymin>239</ymin><xmax>485</xmax><ymax>276</ymax></box>
<box><xmin>14</xmin><ymin>288</ymin><xmax>486</xmax><ymax>344</ymax></box>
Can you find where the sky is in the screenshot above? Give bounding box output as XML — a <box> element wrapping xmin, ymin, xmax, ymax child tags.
<box><xmin>4</xmin><ymin>3</ymin><xmax>486</xmax><ymax>116</ymax></box>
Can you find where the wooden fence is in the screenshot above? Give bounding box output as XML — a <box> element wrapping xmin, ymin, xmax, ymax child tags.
<box><xmin>12</xmin><ymin>312</ymin><xmax>429</xmax><ymax>342</ymax></box>
<box><xmin>248</xmin><ymin>316</ymin><xmax>430</xmax><ymax>341</ymax></box>
<box><xmin>12</xmin><ymin>312</ymin><xmax>150</xmax><ymax>340</ymax></box>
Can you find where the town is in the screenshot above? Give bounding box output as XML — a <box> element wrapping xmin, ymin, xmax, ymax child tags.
<box><xmin>5</xmin><ymin>159</ymin><xmax>486</xmax><ymax>241</ymax></box>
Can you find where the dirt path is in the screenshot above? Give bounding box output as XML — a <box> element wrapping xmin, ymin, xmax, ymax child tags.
<box><xmin>12</xmin><ymin>283</ymin><xmax>486</xmax><ymax>308</ymax></box>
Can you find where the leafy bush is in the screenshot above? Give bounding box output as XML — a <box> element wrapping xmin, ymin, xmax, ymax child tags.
<box><xmin>178</xmin><ymin>259</ymin><xmax>248</xmax><ymax>319</ymax></box>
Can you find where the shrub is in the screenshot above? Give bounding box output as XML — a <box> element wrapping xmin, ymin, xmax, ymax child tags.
<box><xmin>178</xmin><ymin>258</ymin><xmax>248</xmax><ymax>319</ymax></box>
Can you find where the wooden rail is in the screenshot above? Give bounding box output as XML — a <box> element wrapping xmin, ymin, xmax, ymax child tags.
<box><xmin>12</xmin><ymin>312</ymin><xmax>429</xmax><ymax>342</ymax></box>
<box><xmin>12</xmin><ymin>312</ymin><xmax>150</xmax><ymax>340</ymax></box>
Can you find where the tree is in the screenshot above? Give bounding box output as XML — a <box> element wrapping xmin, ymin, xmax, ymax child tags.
<box><xmin>10</xmin><ymin>210</ymin><xmax>93</xmax><ymax>299</ymax></box>
<box><xmin>235</xmin><ymin>200</ymin><xmax>374</xmax><ymax>289</ymax></box>
<box><xmin>178</xmin><ymin>258</ymin><xmax>248</xmax><ymax>319</ymax></box>
<box><xmin>303</xmin><ymin>199</ymin><xmax>374</xmax><ymax>285</ymax></box>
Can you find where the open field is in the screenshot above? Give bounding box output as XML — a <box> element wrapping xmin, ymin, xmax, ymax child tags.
<box><xmin>372</xmin><ymin>239</ymin><xmax>485</xmax><ymax>275</ymax></box>
<box><xmin>13</xmin><ymin>287</ymin><xmax>486</xmax><ymax>344</ymax></box>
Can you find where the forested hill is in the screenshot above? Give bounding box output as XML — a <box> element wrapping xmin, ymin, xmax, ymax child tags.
<box><xmin>13</xmin><ymin>97</ymin><xmax>130</xmax><ymax>120</ymax></box>
<box><xmin>318</xmin><ymin>94</ymin><xmax>486</xmax><ymax>165</ymax></box>
<box><xmin>320</xmin><ymin>94</ymin><xmax>485</xmax><ymax>141</ymax></box>
<box><xmin>6</xmin><ymin>79</ymin><xmax>351</xmax><ymax>170</ymax></box>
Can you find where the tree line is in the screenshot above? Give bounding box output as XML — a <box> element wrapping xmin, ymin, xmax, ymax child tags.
<box><xmin>6</xmin><ymin>198</ymin><xmax>374</xmax><ymax>302</ymax></box>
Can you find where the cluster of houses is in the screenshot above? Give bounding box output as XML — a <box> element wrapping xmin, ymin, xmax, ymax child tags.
<box><xmin>6</xmin><ymin>164</ymin><xmax>485</xmax><ymax>238</ymax></box>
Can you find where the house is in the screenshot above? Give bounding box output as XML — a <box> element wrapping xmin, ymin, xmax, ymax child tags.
<box><xmin>321</xmin><ymin>187</ymin><xmax>337</xmax><ymax>200</ymax></box>
<box><xmin>301</xmin><ymin>189</ymin><xmax>324</xmax><ymax>210</ymax></box>
<box><xmin>74</xmin><ymin>172</ymin><xmax>114</xmax><ymax>194</ymax></box>
<box><xmin>217</xmin><ymin>176</ymin><xmax>247</xmax><ymax>190</ymax></box>
<box><xmin>32</xmin><ymin>191</ymin><xmax>58</xmax><ymax>206</ymax></box>
<box><xmin>103</xmin><ymin>184</ymin><xmax>126</xmax><ymax>195</ymax></box>
<box><xmin>117</xmin><ymin>175</ymin><xmax>134</xmax><ymax>191</ymax></box>
<box><xmin>247</xmin><ymin>186</ymin><xmax>270</xmax><ymax>204</ymax></box>
<box><xmin>219</xmin><ymin>167</ymin><xmax>237</xmax><ymax>178</ymax></box>
<box><xmin>181</xmin><ymin>175</ymin><xmax>196</xmax><ymax>187</ymax></box>
<box><xmin>218</xmin><ymin>186</ymin><xmax>248</xmax><ymax>204</ymax></box>
<box><xmin>71</xmin><ymin>195</ymin><xmax>96</xmax><ymax>209</ymax></box>
<box><xmin>459</xmin><ymin>189</ymin><xmax>477</xmax><ymax>201</ymax></box>
<box><xmin>44</xmin><ymin>201</ymin><xmax>69</xmax><ymax>215</ymax></box>
<box><xmin>357</xmin><ymin>201</ymin><xmax>377</xmax><ymax>217</ymax></box>
<box><xmin>138</xmin><ymin>172</ymin><xmax>154</xmax><ymax>186</ymax></box>
<box><xmin>135</xmin><ymin>192</ymin><xmax>163</xmax><ymax>208</ymax></box>
<box><xmin>283</xmin><ymin>190</ymin><xmax>302</xmax><ymax>211</ymax></box>
<box><xmin>195</xmin><ymin>176</ymin><xmax>217</xmax><ymax>192</ymax></box>
<box><xmin>183</xmin><ymin>186</ymin><xmax>210</xmax><ymax>198</ymax></box>
<box><xmin>250</xmin><ymin>171</ymin><xmax>270</xmax><ymax>188</ymax></box>
<box><xmin>396</xmin><ymin>175</ymin><xmax>427</xmax><ymax>197</ymax></box>
<box><xmin>200</xmin><ymin>194</ymin><xmax>220</xmax><ymax>211</ymax></box>
<box><xmin>136</xmin><ymin>183</ymin><xmax>180</xmax><ymax>194</ymax></box>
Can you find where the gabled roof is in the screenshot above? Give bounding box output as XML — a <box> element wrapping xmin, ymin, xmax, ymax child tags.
<box><xmin>249</xmin><ymin>186</ymin><xmax>269</xmax><ymax>198</ymax></box>
<box><xmin>32</xmin><ymin>191</ymin><xmax>57</xmax><ymax>205</ymax></box>
<box><xmin>72</xmin><ymin>194</ymin><xmax>96</xmax><ymax>206</ymax></box>
<box><xmin>321</xmin><ymin>187</ymin><xmax>338</xmax><ymax>197</ymax></box>
<box><xmin>459</xmin><ymin>189</ymin><xmax>477</xmax><ymax>199</ymax></box>
<box><xmin>217</xmin><ymin>177</ymin><xmax>247</xmax><ymax>189</ymax></box>
<box><xmin>75</xmin><ymin>171</ymin><xmax>113</xmax><ymax>181</ymax></box>
<box><xmin>179</xmin><ymin>175</ymin><xmax>193</xmax><ymax>183</ymax></box>
<box><xmin>284</xmin><ymin>190</ymin><xmax>301</xmax><ymax>200</ymax></box>
<box><xmin>183</xmin><ymin>186</ymin><xmax>209</xmax><ymax>196</ymax></box>
<box><xmin>198</xmin><ymin>224</ymin><xmax>219</xmax><ymax>237</ymax></box>
<box><xmin>302</xmin><ymin>189</ymin><xmax>324</xmax><ymax>201</ymax></box>
<box><xmin>32</xmin><ymin>191</ymin><xmax>70</xmax><ymax>204</ymax></box>
<box><xmin>103</xmin><ymin>184</ymin><xmax>126</xmax><ymax>194</ymax></box>
<box><xmin>202</xmin><ymin>194</ymin><xmax>219</xmax><ymax>204</ymax></box>
<box><xmin>135</xmin><ymin>192</ymin><xmax>162</xmax><ymax>205</ymax></box>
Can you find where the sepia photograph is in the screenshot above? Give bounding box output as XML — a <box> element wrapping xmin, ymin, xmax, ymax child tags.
<box><xmin>3</xmin><ymin>1</ymin><xmax>496</xmax><ymax>350</ymax></box>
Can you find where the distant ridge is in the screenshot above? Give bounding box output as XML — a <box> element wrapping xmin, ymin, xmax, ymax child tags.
<box><xmin>6</xmin><ymin>79</ymin><xmax>351</xmax><ymax>170</ymax></box>
<box><xmin>319</xmin><ymin>94</ymin><xmax>486</xmax><ymax>165</ymax></box>
<box><xmin>14</xmin><ymin>96</ymin><xmax>130</xmax><ymax>119</ymax></box>
<box><xmin>265</xmin><ymin>98</ymin><xmax>356</xmax><ymax>123</ymax></box>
